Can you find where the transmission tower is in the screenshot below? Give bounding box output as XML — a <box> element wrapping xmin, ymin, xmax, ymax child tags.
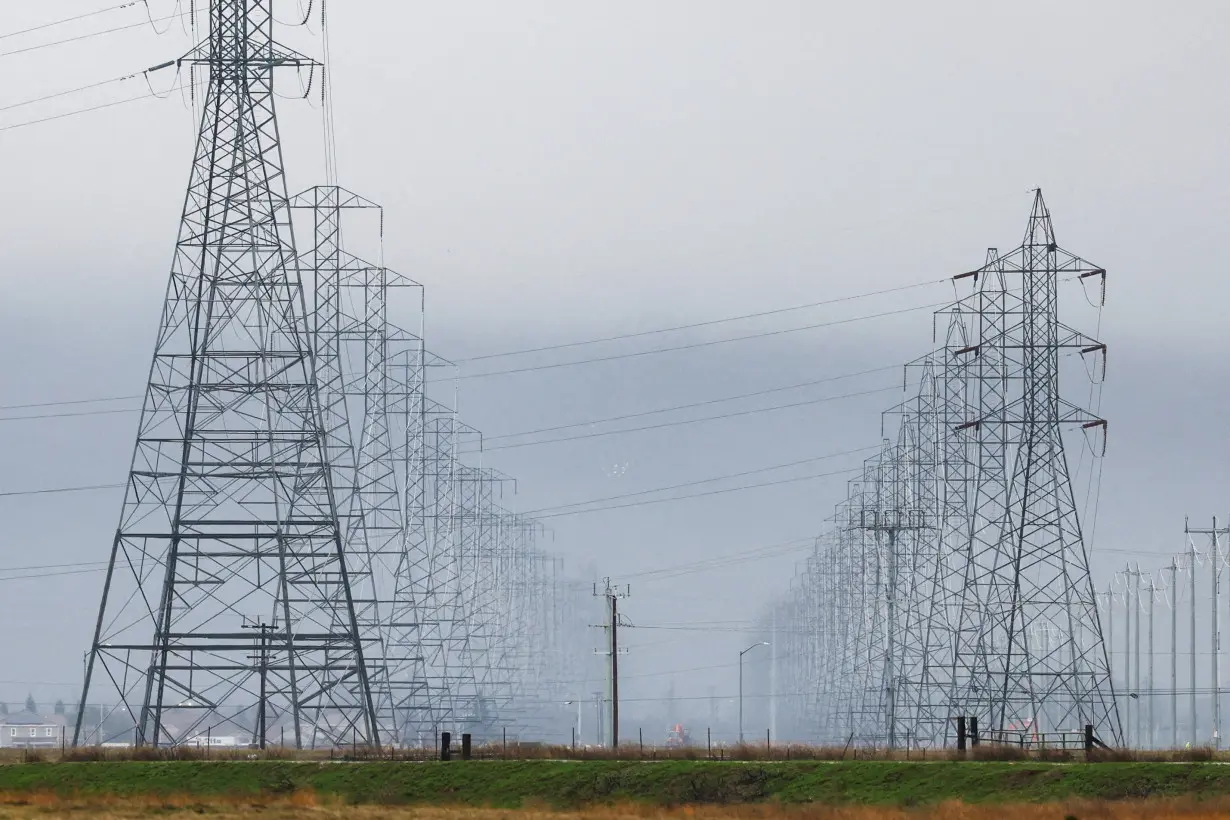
<box><xmin>949</xmin><ymin>190</ymin><xmax>1119</xmax><ymax>742</ymax></box>
<box><xmin>771</xmin><ymin>192</ymin><xmax>1117</xmax><ymax>748</ymax></box>
<box><xmin>290</xmin><ymin>185</ymin><xmax>443</xmax><ymax>746</ymax></box>
<box><xmin>75</xmin><ymin>0</ymin><xmax>378</xmax><ymax>748</ymax></box>
<box><xmin>843</xmin><ymin>441</ymin><xmax>924</xmax><ymax>747</ymax></box>
<box><xmin>884</xmin><ymin>358</ymin><xmax>948</xmax><ymax>748</ymax></box>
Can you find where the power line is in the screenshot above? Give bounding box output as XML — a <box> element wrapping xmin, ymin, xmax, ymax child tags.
<box><xmin>3</xmin><ymin>278</ymin><xmax>948</xmax><ymax>415</ymax></box>
<box><xmin>0</xmin><ymin>10</ymin><xmax>191</xmax><ymax>59</ymax></box>
<box><xmin>624</xmin><ymin>537</ymin><xmax>818</xmax><ymax>582</ymax></box>
<box><xmin>0</xmin><ymin>395</ymin><xmax>138</xmax><ymax>412</ymax></box>
<box><xmin>0</xmin><ymin>2</ymin><xmax>142</xmax><ymax>41</ymax></box>
<box><xmin>0</xmin><ymin>407</ymin><xmax>138</xmax><ymax>423</ymax></box>
<box><xmin>525</xmin><ymin>466</ymin><xmax>863</xmax><ymax>520</ymax></box>
<box><xmin>484</xmin><ymin>365</ymin><xmax>900</xmax><ymax>443</ymax></box>
<box><xmin>0</xmin><ymin>381</ymin><xmax>893</xmax><ymax>447</ymax></box>
<box><xmin>524</xmin><ymin>447</ymin><xmax>877</xmax><ymax>516</ymax></box>
<box><xmin>630</xmin><ymin>624</ymin><xmax>794</xmax><ymax>635</ymax></box>
<box><xmin>0</xmin><ymin>483</ymin><xmax>123</xmax><ymax>499</ymax></box>
<box><xmin>640</xmin><ymin>619</ymin><xmax>761</xmax><ymax>627</ymax></box>
<box><xmin>0</xmin><ymin>73</ymin><xmax>140</xmax><ymax>114</ymax></box>
<box><xmin>0</xmin><ymin>286</ymin><xmax>929</xmax><ymax>414</ymax></box>
<box><xmin>1099</xmin><ymin>548</ymin><xmax>1186</xmax><ymax>556</ymax></box>
<box><xmin>460</xmin><ymin>232</ymin><xmax>1087</xmax><ymax>382</ymax></box>
<box><xmin>1</xmin><ymin>448</ymin><xmax>862</xmax><ymax>507</ymax></box>
<box><xmin>0</xmin><ymin>567</ymin><xmax>107</xmax><ymax>583</ymax></box>
<box><xmin>0</xmin><ymin>560</ymin><xmax>109</xmax><ymax>574</ymax></box>
<box><xmin>457</xmin><ymin>301</ymin><xmax>949</xmax><ymax>380</ymax></box>
<box><xmin>616</xmin><ymin>692</ymin><xmax>803</xmax><ymax>705</ymax></box>
<box><xmin>474</xmin><ymin>385</ymin><xmax>899</xmax><ymax>453</ymax></box>
<box><xmin>0</xmin><ymin>78</ymin><xmax>203</xmax><ymax>134</ymax></box>
<box><xmin>551</xmin><ymin>660</ymin><xmax>740</xmax><ymax>687</ymax></box>
<box><xmin>459</xmin><ymin>279</ymin><xmax>948</xmax><ymax>363</ymax></box>
<box><xmin>2</xmin><ymin>389</ymin><xmax>882</xmax><ymax>505</ymax></box>
<box><xmin>0</xmin><ymin>679</ymin><xmax>83</xmax><ymax>688</ymax></box>
<box><xmin>26</xmin><ymin>278</ymin><xmax>1098</xmax><ymax>416</ymax></box>
<box><xmin>1</xmin><ymin>367</ymin><xmax>897</xmax><ymax>427</ymax></box>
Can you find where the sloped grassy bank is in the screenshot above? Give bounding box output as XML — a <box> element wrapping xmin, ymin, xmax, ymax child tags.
<box><xmin>0</xmin><ymin>760</ymin><xmax>1223</xmax><ymax>808</ymax></box>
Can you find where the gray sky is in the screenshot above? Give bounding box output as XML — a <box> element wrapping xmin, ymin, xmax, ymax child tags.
<box><xmin>1</xmin><ymin>0</ymin><xmax>1228</xmax><ymax>735</ymax></box>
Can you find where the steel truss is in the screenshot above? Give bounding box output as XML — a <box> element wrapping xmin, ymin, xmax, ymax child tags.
<box><xmin>290</xmin><ymin>187</ymin><xmax>587</xmax><ymax>745</ymax></box>
<box><xmin>76</xmin><ymin>0</ymin><xmax>377</xmax><ymax>749</ymax></box>
<box><xmin>771</xmin><ymin>192</ymin><xmax>1121</xmax><ymax>748</ymax></box>
<box><xmin>77</xmin><ymin>0</ymin><xmax>588</xmax><ymax>749</ymax></box>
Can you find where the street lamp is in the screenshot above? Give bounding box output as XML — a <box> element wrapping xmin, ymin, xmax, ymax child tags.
<box><xmin>739</xmin><ymin>642</ymin><xmax>770</xmax><ymax>744</ymax></box>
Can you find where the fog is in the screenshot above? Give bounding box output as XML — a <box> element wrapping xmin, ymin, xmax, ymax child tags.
<box><xmin>1</xmin><ymin>0</ymin><xmax>1228</xmax><ymax>742</ymax></box>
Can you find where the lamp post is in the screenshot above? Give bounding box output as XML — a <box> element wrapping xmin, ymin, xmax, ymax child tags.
<box><xmin>739</xmin><ymin>642</ymin><xmax>770</xmax><ymax>744</ymax></box>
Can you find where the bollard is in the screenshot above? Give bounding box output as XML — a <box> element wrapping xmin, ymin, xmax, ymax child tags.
<box><xmin>969</xmin><ymin>716</ymin><xmax>979</xmax><ymax>747</ymax></box>
<box><xmin>461</xmin><ymin>733</ymin><xmax>472</xmax><ymax>760</ymax></box>
<box><xmin>441</xmin><ymin>731</ymin><xmax>452</xmax><ymax>761</ymax></box>
<box><xmin>1084</xmin><ymin>724</ymin><xmax>1095</xmax><ymax>755</ymax></box>
<box><xmin>956</xmin><ymin>716</ymin><xmax>967</xmax><ymax>755</ymax></box>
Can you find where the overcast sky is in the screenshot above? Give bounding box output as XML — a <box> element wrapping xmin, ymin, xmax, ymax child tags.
<box><xmin>1</xmin><ymin>0</ymin><xmax>1228</xmax><ymax>736</ymax></box>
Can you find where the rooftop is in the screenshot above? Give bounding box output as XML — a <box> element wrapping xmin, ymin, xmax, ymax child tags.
<box><xmin>0</xmin><ymin>710</ymin><xmax>56</xmax><ymax>726</ymax></box>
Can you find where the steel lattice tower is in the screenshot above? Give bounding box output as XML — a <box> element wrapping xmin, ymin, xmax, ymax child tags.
<box><xmin>75</xmin><ymin>0</ymin><xmax>377</xmax><ymax>749</ymax></box>
<box><xmin>951</xmin><ymin>191</ymin><xmax>1118</xmax><ymax>741</ymax></box>
<box><xmin>770</xmin><ymin>192</ymin><xmax>1117</xmax><ymax>748</ymax></box>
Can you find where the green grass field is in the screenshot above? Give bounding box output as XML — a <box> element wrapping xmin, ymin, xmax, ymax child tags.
<box><xmin>0</xmin><ymin>760</ymin><xmax>1225</xmax><ymax>808</ymax></box>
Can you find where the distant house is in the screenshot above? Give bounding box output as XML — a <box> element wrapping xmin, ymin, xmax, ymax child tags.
<box><xmin>0</xmin><ymin>711</ymin><xmax>63</xmax><ymax>749</ymax></box>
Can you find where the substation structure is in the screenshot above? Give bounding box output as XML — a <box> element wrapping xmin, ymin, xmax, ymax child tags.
<box><xmin>74</xmin><ymin>0</ymin><xmax>593</xmax><ymax>749</ymax></box>
<box><xmin>771</xmin><ymin>192</ymin><xmax>1122</xmax><ymax>749</ymax></box>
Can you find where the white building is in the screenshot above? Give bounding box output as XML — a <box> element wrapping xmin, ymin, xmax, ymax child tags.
<box><xmin>185</xmin><ymin>734</ymin><xmax>239</xmax><ymax>748</ymax></box>
<box><xmin>0</xmin><ymin>711</ymin><xmax>63</xmax><ymax>749</ymax></box>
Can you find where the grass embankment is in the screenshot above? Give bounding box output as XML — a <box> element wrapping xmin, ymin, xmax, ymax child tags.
<box><xmin>4</xmin><ymin>798</ymin><xmax>1230</xmax><ymax>820</ymax></box>
<box><xmin>0</xmin><ymin>760</ymin><xmax>1227</xmax><ymax>810</ymax></box>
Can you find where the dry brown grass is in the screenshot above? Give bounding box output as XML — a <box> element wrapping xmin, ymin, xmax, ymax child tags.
<box><xmin>3</xmin><ymin>795</ymin><xmax>1230</xmax><ymax>819</ymax></box>
<box><xmin>1</xmin><ymin>741</ymin><xmax>1227</xmax><ymax>766</ymax></box>
<box><xmin>0</xmin><ymin>745</ymin><xmax>370</xmax><ymax>765</ymax></box>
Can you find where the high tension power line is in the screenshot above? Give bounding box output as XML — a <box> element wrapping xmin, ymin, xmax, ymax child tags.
<box><xmin>770</xmin><ymin>191</ymin><xmax>1122</xmax><ymax>750</ymax></box>
<box><xmin>70</xmin><ymin>0</ymin><xmax>595</xmax><ymax>751</ymax></box>
<box><xmin>2</xmin><ymin>0</ymin><xmax>1172</xmax><ymax>761</ymax></box>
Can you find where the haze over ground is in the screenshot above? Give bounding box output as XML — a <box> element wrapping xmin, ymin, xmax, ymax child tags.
<box><xmin>0</xmin><ymin>0</ymin><xmax>1227</xmax><ymax>737</ymax></box>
